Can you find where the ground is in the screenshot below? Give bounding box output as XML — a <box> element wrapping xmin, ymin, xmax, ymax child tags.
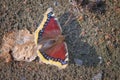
<box><xmin>0</xmin><ymin>0</ymin><xmax>120</xmax><ymax>80</ymax></box>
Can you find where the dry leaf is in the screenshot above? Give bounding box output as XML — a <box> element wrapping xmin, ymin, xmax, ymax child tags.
<box><xmin>1</xmin><ymin>29</ymin><xmax>37</xmax><ymax>62</ymax></box>
<box><xmin>104</xmin><ymin>33</ymin><xmax>111</xmax><ymax>40</ymax></box>
<box><xmin>78</xmin><ymin>16</ymin><xmax>84</xmax><ymax>21</ymax></box>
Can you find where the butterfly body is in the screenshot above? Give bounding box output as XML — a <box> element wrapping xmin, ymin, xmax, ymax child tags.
<box><xmin>38</xmin><ymin>34</ymin><xmax>65</xmax><ymax>51</ymax></box>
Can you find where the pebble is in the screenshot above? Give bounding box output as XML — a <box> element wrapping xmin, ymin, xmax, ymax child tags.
<box><xmin>74</xmin><ymin>58</ymin><xmax>83</xmax><ymax>66</ymax></box>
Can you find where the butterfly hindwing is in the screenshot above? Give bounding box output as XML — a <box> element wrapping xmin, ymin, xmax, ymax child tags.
<box><xmin>38</xmin><ymin>42</ymin><xmax>68</xmax><ymax>68</ymax></box>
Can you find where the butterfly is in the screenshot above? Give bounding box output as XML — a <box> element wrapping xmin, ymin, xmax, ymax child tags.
<box><xmin>35</xmin><ymin>8</ymin><xmax>68</xmax><ymax>69</ymax></box>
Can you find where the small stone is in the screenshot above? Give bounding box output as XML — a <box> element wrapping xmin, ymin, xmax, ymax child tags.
<box><xmin>54</xmin><ymin>1</ymin><xmax>59</xmax><ymax>6</ymax></box>
<box><xmin>98</xmin><ymin>56</ymin><xmax>103</xmax><ymax>64</ymax></box>
<box><xmin>74</xmin><ymin>58</ymin><xmax>83</xmax><ymax>66</ymax></box>
<box><xmin>92</xmin><ymin>72</ymin><xmax>102</xmax><ymax>80</ymax></box>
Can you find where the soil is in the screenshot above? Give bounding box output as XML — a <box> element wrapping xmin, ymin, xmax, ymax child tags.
<box><xmin>0</xmin><ymin>0</ymin><xmax>120</xmax><ymax>80</ymax></box>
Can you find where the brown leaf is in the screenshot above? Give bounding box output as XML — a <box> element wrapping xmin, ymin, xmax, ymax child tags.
<box><xmin>1</xmin><ymin>29</ymin><xmax>37</xmax><ymax>62</ymax></box>
<box><xmin>78</xmin><ymin>16</ymin><xmax>84</xmax><ymax>21</ymax></box>
<box><xmin>104</xmin><ymin>33</ymin><xmax>112</xmax><ymax>40</ymax></box>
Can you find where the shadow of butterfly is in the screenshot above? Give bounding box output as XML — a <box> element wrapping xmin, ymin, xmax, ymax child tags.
<box><xmin>35</xmin><ymin>8</ymin><xmax>68</xmax><ymax>69</ymax></box>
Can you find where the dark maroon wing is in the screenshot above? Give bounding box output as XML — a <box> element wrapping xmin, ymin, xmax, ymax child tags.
<box><xmin>37</xmin><ymin>8</ymin><xmax>68</xmax><ymax>67</ymax></box>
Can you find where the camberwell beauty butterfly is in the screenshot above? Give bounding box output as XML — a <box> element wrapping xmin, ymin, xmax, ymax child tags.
<box><xmin>35</xmin><ymin>8</ymin><xmax>68</xmax><ymax>69</ymax></box>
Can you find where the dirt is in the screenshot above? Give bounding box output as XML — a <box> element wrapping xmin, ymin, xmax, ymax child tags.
<box><xmin>0</xmin><ymin>0</ymin><xmax>120</xmax><ymax>80</ymax></box>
